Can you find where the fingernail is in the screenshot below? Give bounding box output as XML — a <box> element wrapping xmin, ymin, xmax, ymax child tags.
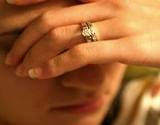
<box><xmin>28</xmin><ymin>68</ymin><xmax>42</xmax><ymax>79</ymax></box>
<box><xmin>6</xmin><ymin>0</ymin><xmax>15</xmax><ymax>4</ymax></box>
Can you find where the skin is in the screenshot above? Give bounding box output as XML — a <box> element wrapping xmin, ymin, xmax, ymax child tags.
<box><xmin>3</xmin><ymin>0</ymin><xmax>160</xmax><ymax>80</ymax></box>
<box><xmin>0</xmin><ymin>0</ymin><xmax>126</xmax><ymax>125</ymax></box>
<box><xmin>5</xmin><ymin>0</ymin><xmax>96</xmax><ymax>5</ymax></box>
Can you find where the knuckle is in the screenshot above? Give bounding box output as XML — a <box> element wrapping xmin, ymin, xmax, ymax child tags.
<box><xmin>99</xmin><ymin>0</ymin><xmax>126</xmax><ymax>17</ymax></box>
<box><xmin>47</xmin><ymin>60</ymin><xmax>58</xmax><ymax>76</ymax></box>
<box><xmin>70</xmin><ymin>45</ymin><xmax>88</xmax><ymax>61</ymax></box>
<box><xmin>40</xmin><ymin>12</ymin><xmax>52</xmax><ymax>29</ymax></box>
<box><xmin>113</xmin><ymin>0</ymin><xmax>128</xmax><ymax>9</ymax></box>
<box><xmin>48</xmin><ymin>29</ymin><xmax>65</xmax><ymax>47</ymax></box>
<box><xmin>118</xmin><ymin>16</ymin><xmax>137</xmax><ymax>34</ymax></box>
<box><xmin>48</xmin><ymin>56</ymin><xmax>62</xmax><ymax>68</ymax></box>
<box><xmin>49</xmin><ymin>28</ymin><xmax>63</xmax><ymax>41</ymax></box>
<box><xmin>125</xmin><ymin>20</ymin><xmax>138</xmax><ymax>34</ymax></box>
<box><xmin>107</xmin><ymin>0</ymin><xmax>125</xmax><ymax>10</ymax></box>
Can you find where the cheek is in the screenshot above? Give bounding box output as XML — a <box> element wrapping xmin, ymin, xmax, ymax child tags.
<box><xmin>0</xmin><ymin>53</ymin><xmax>56</xmax><ymax>124</ymax></box>
<box><xmin>61</xmin><ymin>63</ymin><xmax>126</xmax><ymax>95</ymax></box>
<box><xmin>61</xmin><ymin>64</ymin><xmax>105</xmax><ymax>88</ymax></box>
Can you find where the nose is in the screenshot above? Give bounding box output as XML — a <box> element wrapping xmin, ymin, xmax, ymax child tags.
<box><xmin>60</xmin><ymin>65</ymin><xmax>105</xmax><ymax>92</ymax></box>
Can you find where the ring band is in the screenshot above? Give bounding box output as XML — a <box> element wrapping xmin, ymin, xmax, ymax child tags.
<box><xmin>81</xmin><ymin>22</ymin><xmax>98</xmax><ymax>42</ymax></box>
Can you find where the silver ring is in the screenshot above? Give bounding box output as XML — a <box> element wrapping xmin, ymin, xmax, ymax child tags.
<box><xmin>81</xmin><ymin>22</ymin><xmax>98</xmax><ymax>42</ymax></box>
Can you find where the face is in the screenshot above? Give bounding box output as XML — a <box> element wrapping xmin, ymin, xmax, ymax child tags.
<box><xmin>0</xmin><ymin>1</ymin><xmax>126</xmax><ymax>125</ymax></box>
<box><xmin>0</xmin><ymin>52</ymin><xmax>126</xmax><ymax>125</ymax></box>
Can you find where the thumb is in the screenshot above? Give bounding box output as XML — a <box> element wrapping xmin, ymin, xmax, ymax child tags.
<box><xmin>6</xmin><ymin>0</ymin><xmax>46</xmax><ymax>5</ymax></box>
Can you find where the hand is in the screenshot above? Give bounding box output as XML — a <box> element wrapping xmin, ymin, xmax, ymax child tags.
<box><xmin>5</xmin><ymin>0</ymin><xmax>160</xmax><ymax>79</ymax></box>
<box><xmin>0</xmin><ymin>0</ymin><xmax>77</xmax><ymax>34</ymax></box>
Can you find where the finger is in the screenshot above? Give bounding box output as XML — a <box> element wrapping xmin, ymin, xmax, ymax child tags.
<box><xmin>27</xmin><ymin>39</ymin><xmax>126</xmax><ymax>79</ymax></box>
<box><xmin>28</xmin><ymin>34</ymin><xmax>160</xmax><ymax>79</ymax></box>
<box><xmin>6</xmin><ymin>0</ymin><xmax>46</xmax><ymax>5</ymax></box>
<box><xmin>15</xmin><ymin>24</ymin><xmax>84</xmax><ymax>77</ymax></box>
<box><xmin>5</xmin><ymin>1</ymin><xmax>118</xmax><ymax>65</ymax></box>
<box><xmin>15</xmin><ymin>19</ymin><xmax>131</xmax><ymax>77</ymax></box>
